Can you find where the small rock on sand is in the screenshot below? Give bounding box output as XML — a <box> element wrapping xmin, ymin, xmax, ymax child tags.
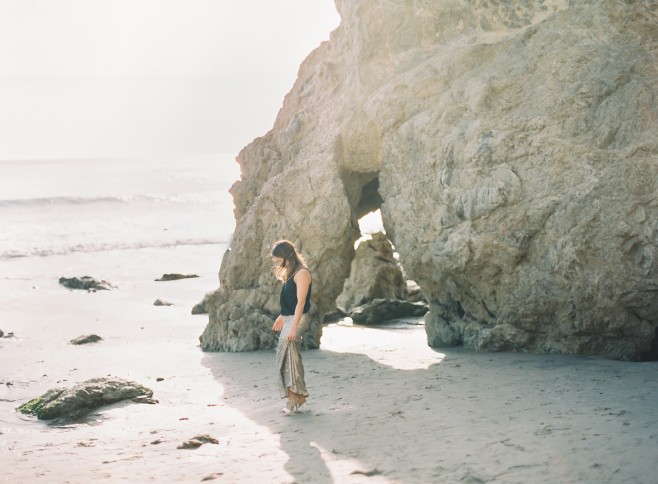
<box><xmin>177</xmin><ymin>434</ymin><xmax>219</xmax><ymax>449</ymax></box>
<box><xmin>70</xmin><ymin>334</ymin><xmax>102</xmax><ymax>345</ymax></box>
<box><xmin>154</xmin><ymin>299</ymin><xmax>174</xmax><ymax>306</ymax></box>
<box><xmin>154</xmin><ymin>273</ymin><xmax>199</xmax><ymax>281</ymax></box>
<box><xmin>17</xmin><ymin>377</ymin><xmax>153</xmax><ymax>421</ymax></box>
<box><xmin>59</xmin><ymin>276</ymin><xmax>114</xmax><ymax>291</ymax></box>
<box><xmin>201</xmin><ymin>473</ymin><xmax>224</xmax><ymax>481</ymax></box>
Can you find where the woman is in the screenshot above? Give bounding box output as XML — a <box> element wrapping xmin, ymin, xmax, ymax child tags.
<box><xmin>271</xmin><ymin>240</ymin><xmax>312</xmax><ymax>414</ymax></box>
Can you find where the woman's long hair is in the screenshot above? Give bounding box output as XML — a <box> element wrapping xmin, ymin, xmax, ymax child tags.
<box><xmin>271</xmin><ymin>240</ymin><xmax>307</xmax><ymax>282</ymax></box>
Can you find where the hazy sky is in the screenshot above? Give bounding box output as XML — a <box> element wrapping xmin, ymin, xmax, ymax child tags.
<box><xmin>0</xmin><ymin>0</ymin><xmax>340</xmax><ymax>161</ymax></box>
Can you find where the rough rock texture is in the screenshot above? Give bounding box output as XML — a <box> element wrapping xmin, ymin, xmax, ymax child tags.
<box><xmin>336</xmin><ymin>232</ymin><xmax>407</xmax><ymax>312</ymax></box>
<box><xmin>201</xmin><ymin>0</ymin><xmax>658</xmax><ymax>360</ymax></box>
<box><xmin>17</xmin><ymin>377</ymin><xmax>153</xmax><ymax>421</ymax></box>
<box><xmin>59</xmin><ymin>276</ymin><xmax>113</xmax><ymax>291</ymax></box>
<box><xmin>191</xmin><ymin>292</ymin><xmax>212</xmax><ymax>315</ymax></box>
<box><xmin>406</xmin><ymin>280</ymin><xmax>426</xmax><ymax>303</ymax></box>
<box><xmin>350</xmin><ymin>299</ymin><xmax>429</xmax><ymax>325</ymax></box>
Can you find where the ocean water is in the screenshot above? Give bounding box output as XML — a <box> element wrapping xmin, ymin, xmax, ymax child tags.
<box><xmin>0</xmin><ymin>154</ymin><xmax>240</xmax><ymax>260</ymax></box>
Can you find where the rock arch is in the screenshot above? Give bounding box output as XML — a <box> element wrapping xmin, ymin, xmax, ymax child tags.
<box><xmin>200</xmin><ymin>0</ymin><xmax>658</xmax><ymax>360</ymax></box>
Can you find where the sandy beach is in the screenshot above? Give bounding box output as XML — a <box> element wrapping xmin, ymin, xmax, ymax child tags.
<box><xmin>1</xmin><ymin>244</ymin><xmax>657</xmax><ymax>483</ymax></box>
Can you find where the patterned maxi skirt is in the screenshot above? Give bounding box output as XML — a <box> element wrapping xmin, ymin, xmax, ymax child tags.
<box><xmin>276</xmin><ymin>315</ymin><xmax>309</xmax><ymax>399</ymax></box>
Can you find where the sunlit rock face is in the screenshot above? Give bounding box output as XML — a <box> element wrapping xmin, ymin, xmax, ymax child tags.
<box><xmin>200</xmin><ymin>0</ymin><xmax>658</xmax><ymax>360</ymax></box>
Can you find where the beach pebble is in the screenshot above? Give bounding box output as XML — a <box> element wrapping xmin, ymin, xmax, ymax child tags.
<box><xmin>351</xmin><ymin>469</ymin><xmax>382</xmax><ymax>477</ymax></box>
<box><xmin>153</xmin><ymin>299</ymin><xmax>174</xmax><ymax>306</ymax></box>
<box><xmin>59</xmin><ymin>276</ymin><xmax>114</xmax><ymax>291</ymax></box>
<box><xmin>154</xmin><ymin>273</ymin><xmax>199</xmax><ymax>281</ymax></box>
<box><xmin>201</xmin><ymin>473</ymin><xmax>224</xmax><ymax>481</ymax></box>
<box><xmin>70</xmin><ymin>334</ymin><xmax>102</xmax><ymax>345</ymax></box>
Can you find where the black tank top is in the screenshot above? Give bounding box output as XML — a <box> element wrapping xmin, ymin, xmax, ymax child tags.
<box><xmin>280</xmin><ymin>269</ymin><xmax>312</xmax><ymax>316</ymax></box>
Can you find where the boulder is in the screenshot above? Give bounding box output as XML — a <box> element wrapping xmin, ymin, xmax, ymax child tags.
<box><xmin>336</xmin><ymin>232</ymin><xmax>407</xmax><ymax>313</ymax></box>
<box><xmin>70</xmin><ymin>334</ymin><xmax>102</xmax><ymax>345</ymax></box>
<box><xmin>200</xmin><ymin>1</ymin><xmax>658</xmax><ymax>360</ymax></box>
<box><xmin>155</xmin><ymin>274</ymin><xmax>199</xmax><ymax>281</ymax></box>
<box><xmin>350</xmin><ymin>299</ymin><xmax>429</xmax><ymax>325</ymax></box>
<box><xmin>59</xmin><ymin>276</ymin><xmax>113</xmax><ymax>291</ymax></box>
<box><xmin>17</xmin><ymin>377</ymin><xmax>154</xmax><ymax>421</ymax></box>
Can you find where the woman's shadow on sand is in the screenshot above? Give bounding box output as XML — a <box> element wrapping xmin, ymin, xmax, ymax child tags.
<box><xmin>201</xmin><ymin>339</ymin><xmax>449</xmax><ymax>483</ymax></box>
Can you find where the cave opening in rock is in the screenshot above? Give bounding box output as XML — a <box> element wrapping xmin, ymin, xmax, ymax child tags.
<box><xmin>338</xmin><ymin>170</ymin><xmax>382</xmax><ymax>223</ymax></box>
<box><xmin>339</xmin><ymin>170</ymin><xmax>385</xmax><ymax>246</ymax></box>
<box><xmin>333</xmin><ymin>172</ymin><xmax>426</xmax><ymax>324</ymax></box>
<box><xmin>356</xmin><ymin>208</ymin><xmax>385</xmax><ymax>246</ymax></box>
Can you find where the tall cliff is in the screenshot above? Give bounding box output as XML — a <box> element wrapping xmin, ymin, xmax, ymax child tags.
<box><xmin>200</xmin><ymin>0</ymin><xmax>658</xmax><ymax>360</ymax></box>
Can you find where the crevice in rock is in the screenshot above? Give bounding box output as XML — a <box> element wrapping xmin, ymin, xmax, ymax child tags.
<box><xmin>332</xmin><ymin>170</ymin><xmax>426</xmax><ymax>323</ymax></box>
<box><xmin>638</xmin><ymin>327</ymin><xmax>658</xmax><ymax>362</ymax></box>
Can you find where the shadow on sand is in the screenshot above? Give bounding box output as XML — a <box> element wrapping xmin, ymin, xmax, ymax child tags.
<box><xmin>201</xmin><ymin>344</ymin><xmax>448</xmax><ymax>482</ymax></box>
<box><xmin>201</xmin><ymin>325</ymin><xmax>658</xmax><ymax>483</ymax></box>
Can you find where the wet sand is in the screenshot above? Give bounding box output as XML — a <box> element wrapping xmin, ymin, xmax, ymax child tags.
<box><xmin>1</xmin><ymin>245</ymin><xmax>657</xmax><ymax>483</ymax></box>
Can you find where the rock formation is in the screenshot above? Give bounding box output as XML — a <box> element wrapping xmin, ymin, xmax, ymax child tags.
<box><xmin>201</xmin><ymin>0</ymin><xmax>658</xmax><ymax>360</ymax></box>
<box><xmin>336</xmin><ymin>232</ymin><xmax>407</xmax><ymax>313</ymax></box>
